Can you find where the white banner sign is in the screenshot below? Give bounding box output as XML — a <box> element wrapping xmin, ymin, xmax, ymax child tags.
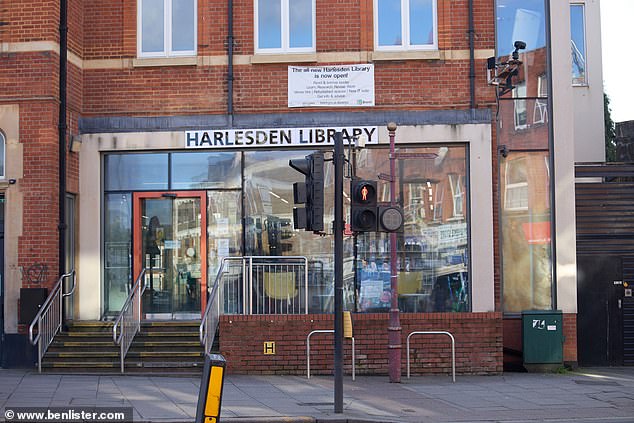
<box><xmin>185</xmin><ymin>126</ymin><xmax>378</xmax><ymax>149</ymax></box>
<box><xmin>288</xmin><ymin>64</ymin><xmax>375</xmax><ymax>108</ymax></box>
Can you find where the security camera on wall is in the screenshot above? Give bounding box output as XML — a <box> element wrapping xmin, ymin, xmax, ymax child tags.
<box><xmin>487</xmin><ymin>40</ymin><xmax>526</xmax><ymax>96</ymax></box>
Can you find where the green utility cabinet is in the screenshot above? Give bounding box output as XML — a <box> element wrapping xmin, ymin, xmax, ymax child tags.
<box><xmin>522</xmin><ymin>310</ymin><xmax>563</xmax><ymax>365</ymax></box>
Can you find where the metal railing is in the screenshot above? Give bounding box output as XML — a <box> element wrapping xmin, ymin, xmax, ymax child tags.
<box><xmin>217</xmin><ymin>256</ymin><xmax>309</xmax><ymax>315</ymax></box>
<box><xmin>29</xmin><ymin>270</ymin><xmax>76</xmax><ymax>373</ymax></box>
<box><xmin>406</xmin><ymin>330</ymin><xmax>456</xmax><ymax>382</ymax></box>
<box><xmin>200</xmin><ymin>258</ymin><xmax>232</xmax><ymax>354</ymax></box>
<box><xmin>113</xmin><ymin>269</ymin><xmax>147</xmax><ymax>374</ymax></box>
<box><xmin>200</xmin><ymin>256</ymin><xmax>309</xmax><ymax>354</ymax></box>
<box><xmin>306</xmin><ymin>330</ymin><xmax>355</xmax><ymax>380</ymax></box>
<box><xmin>248</xmin><ymin>256</ymin><xmax>308</xmax><ymax>315</ymax></box>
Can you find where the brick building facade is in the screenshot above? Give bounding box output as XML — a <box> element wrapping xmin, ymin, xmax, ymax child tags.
<box><xmin>1</xmin><ymin>0</ymin><xmax>598</xmax><ymax>373</ymax></box>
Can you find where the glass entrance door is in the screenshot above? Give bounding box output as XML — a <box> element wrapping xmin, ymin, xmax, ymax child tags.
<box><xmin>133</xmin><ymin>192</ymin><xmax>207</xmax><ymax>319</ymax></box>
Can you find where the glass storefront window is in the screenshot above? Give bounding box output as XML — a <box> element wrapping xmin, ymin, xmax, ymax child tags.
<box><xmin>243</xmin><ymin>150</ymin><xmax>354</xmax><ymax>313</ymax></box>
<box><xmin>500</xmin><ymin>152</ymin><xmax>552</xmax><ymax>312</ymax></box>
<box><xmin>172</xmin><ymin>152</ymin><xmax>241</xmax><ymax>189</ymax></box>
<box><xmin>105</xmin><ymin>153</ymin><xmax>168</xmax><ymax>191</ymax></box>
<box><xmin>103</xmin><ymin>145</ymin><xmax>470</xmax><ymax>316</ymax></box>
<box><xmin>103</xmin><ymin>193</ymin><xmax>132</xmax><ymax>315</ymax></box>
<box><xmin>354</xmin><ymin>146</ymin><xmax>469</xmax><ymax>313</ymax></box>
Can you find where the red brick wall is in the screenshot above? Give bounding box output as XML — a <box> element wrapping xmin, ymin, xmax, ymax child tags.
<box><xmin>220</xmin><ymin>312</ymin><xmax>502</xmax><ymax>375</ymax></box>
<box><xmin>562</xmin><ymin>313</ymin><xmax>578</xmax><ymax>365</ymax></box>
<box><xmin>80</xmin><ymin>0</ymin><xmax>497</xmax><ymax>115</ymax></box>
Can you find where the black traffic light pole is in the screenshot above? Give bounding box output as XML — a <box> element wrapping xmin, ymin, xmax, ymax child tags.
<box><xmin>333</xmin><ymin>132</ymin><xmax>344</xmax><ymax>413</ymax></box>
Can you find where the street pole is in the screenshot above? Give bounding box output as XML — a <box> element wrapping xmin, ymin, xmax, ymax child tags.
<box><xmin>387</xmin><ymin>122</ymin><xmax>402</xmax><ymax>383</ymax></box>
<box><xmin>333</xmin><ymin>132</ymin><xmax>344</xmax><ymax>412</ymax></box>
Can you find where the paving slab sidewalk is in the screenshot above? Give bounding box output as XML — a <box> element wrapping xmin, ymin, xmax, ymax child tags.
<box><xmin>1</xmin><ymin>367</ymin><xmax>634</xmax><ymax>423</ymax></box>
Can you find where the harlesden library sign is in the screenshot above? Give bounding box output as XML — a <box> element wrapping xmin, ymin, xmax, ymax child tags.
<box><xmin>185</xmin><ymin>126</ymin><xmax>378</xmax><ymax>149</ymax></box>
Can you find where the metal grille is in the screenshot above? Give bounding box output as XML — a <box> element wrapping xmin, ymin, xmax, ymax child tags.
<box><xmin>576</xmin><ymin>163</ymin><xmax>634</xmax><ymax>366</ymax></box>
<box><xmin>624</xmin><ymin>297</ymin><xmax>634</xmax><ymax>366</ymax></box>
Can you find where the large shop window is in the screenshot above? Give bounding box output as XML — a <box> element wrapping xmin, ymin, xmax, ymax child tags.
<box><xmin>255</xmin><ymin>0</ymin><xmax>315</xmax><ymax>53</ymax></box>
<box><xmin>374</xmin><ymin>0</ymin><xmax>437</xmax><ymax>51</ymax></box>
<box><xmin>354</xmin><ymin>146</ymin><xmax>469</xmax><ymax>313</ymax></box>
<box><xmin>138</xmin><ymin>0</ymin><xmax>196</xmax><ymax>58</ymax></box>
<box><xmin>0</xmin><ymin>131</ymin><xmax>5</xmax><ymax>179</ymax></box>
<box><xmin>570</xmin><ymin>3</ymin><xmax>587</xmax><ymax>85</ymax></box>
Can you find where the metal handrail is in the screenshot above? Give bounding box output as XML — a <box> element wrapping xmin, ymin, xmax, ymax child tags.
<box><xmin>406</xmin><ymin>330</ymin><xmax>456</xmax><ymax>382</ymax></box>
<box><xmin>113</xmin><ymin>269</ymin><xmax>147</xmax><ymax>374</ymax></box>
<box><xmin>29</xmin><ymin>270</ymin><xmax>76</xmax><ymax>373</ymax></box>
<box><xmin>199</xmin><ymin>258</ymin><xmax>235</xmax><ymax>354</ymax></box>
<box><xmin>306</xmin><ymin>330</ymin><xmax>355</xmax><ymax>381</ymax></box>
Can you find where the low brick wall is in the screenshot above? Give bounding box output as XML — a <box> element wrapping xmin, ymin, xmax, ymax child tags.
<box><xmin>219</xmin><ymin>312</ymin><xmax>503</xmax><ymax>375</ymax></box>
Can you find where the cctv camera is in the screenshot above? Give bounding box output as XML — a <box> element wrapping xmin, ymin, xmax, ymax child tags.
<box><xmin>514</xmin><ymin>41</ymin><xmax>527</xmax><ymax>50</ymax></box>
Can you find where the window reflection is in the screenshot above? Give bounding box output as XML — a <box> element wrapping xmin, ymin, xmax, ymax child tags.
<box><xmin>570</xmin><ymin>4</ymin><xmax>587</xmax><ymax>85</ymax></box>
<box><xmin>104</xmin><ymin>193</ymin><xmax>132</xmax><ymax>315</ymax></box>
<box><xmin>172</xmin><ymin>152</ymin><xmax>241</xmax><ymax>189</ymax></box>
<box><xmin>355</xmin><ymin>146</ymin><xmax>469</xmax><ymax>313</ymax></box>
<box><xmin>500</xmin><ymin>152</ymin><xmax>552</xmax><ymax>312</ymax></box>
<box><xmin>105</xmin><ymin>153</ymin><xmax>168</xmax><ymax>191</ymax></box>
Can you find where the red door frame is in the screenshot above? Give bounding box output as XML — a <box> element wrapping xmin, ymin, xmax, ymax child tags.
<box><xmin>132</xmin><ymin>191</ymin><xmax>208</xmax><ymax>317</ymax></box>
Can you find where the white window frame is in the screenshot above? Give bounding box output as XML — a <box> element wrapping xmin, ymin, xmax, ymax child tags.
<box><xmin>448</xmin><ymin>174</ymin><xmax>464</xmax><ymax>218</ymax></box>
<box><xmin>513</xmin><ymin>82</ymin><xmax>528</xmax><ymax>130</ymax></box>
<box><xmin>504</xmin><ymin>159</ymin><xmax>529</xmax><ymax>211</ymax></box>
<box><xmin>570</xmin><ymin>2</ymin><xmax>588</xmax><ymax>86</ymax></box>
<box><xmin>0</xmin><ymin>131</ymin><xmax>5</xmax><ymax>179</ymax></box>
<box><xmin>432</xmin><ymin>181</ymin><xmax>444</xmax><ymax>222</ymax></box>
<box><xmin>137</xmin><ymin>0</ymin><xmax>197</xmax><ymax>58</ymax></box>
<box><xmin>254</xmin><ymin>0</ymin><xmax>316</xmax><ymax>54</ymax></box>
<box><xmin>374</xmin><ymin>0</ymin><xmax>438</xmax><ymax>52</ymax></box>
<box><xmin>533</xmin><ymin>74</ymin><xmax>548</xmax><ymax>125</ymax></box>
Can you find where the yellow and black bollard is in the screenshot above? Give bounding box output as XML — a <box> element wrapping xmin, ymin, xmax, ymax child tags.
<box><xmin>195</xmin><ymin>353</ymin><xmax>227</xmax><ymax>423</ymax></box>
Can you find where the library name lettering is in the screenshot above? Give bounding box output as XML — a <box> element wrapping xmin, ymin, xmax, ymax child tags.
<box><xmin>186</xmin><ymin>126</ymin><xmax>378</xmax><ymax>149</ymax></box>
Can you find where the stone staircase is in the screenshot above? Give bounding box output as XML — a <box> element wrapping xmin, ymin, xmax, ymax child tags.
<box><xmin>42</xmin><ymin>320</ymin><xmax>208</xmax><ymax>374</ymax></box>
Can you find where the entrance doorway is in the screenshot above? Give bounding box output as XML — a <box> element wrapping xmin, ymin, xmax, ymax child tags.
<box><xmin>133</xmin><ymin>192</ymin><xmax>207</xmax><ymax>319</ymax></box>
<box><xmin>577</xmin><ymin>255</ymin><xmax>624</xmax><ymax>366</ymax></box>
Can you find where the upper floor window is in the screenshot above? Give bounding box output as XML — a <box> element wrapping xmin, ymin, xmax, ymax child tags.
<box><xmin>374</xmin><ymin>0</ymin><xmax>437</xmax><ymax>51</ymax></box>
<box><xmin>504</xmin><ymin>158</ymin><xmax>528</xmax><ymax>211</ymax></box>
<box><xmin>448</xmin><ymin>174</ymin><xmax>464</xmax><ymax>217</ymax></box>
<box><xmin>255</xmin><ymin>0</ymin><xmax>315</xmax><ymax>53</ymax></box>
<box><xmin>0</xmin><ymin>131</ymin><xmax>5</xmax><ymax>179</ymax></box>
<box><xmin>533</xmin><ymin>74</ymin><xmax>548</xmax><ymax>125</ymax></box>
<box><xmin>138</xmin><ymin>0</ymin><xmax>196</xmax><ymax>58</ymax></box>
<box><xmin>570</xmin><ymin>3</ymin><xmax>587</xmax><ymax>85</ymax></box>
<box><xmin>513</xmin><ymin>82</ymin><xmax>528</xmax><ymax>130</ymax></box>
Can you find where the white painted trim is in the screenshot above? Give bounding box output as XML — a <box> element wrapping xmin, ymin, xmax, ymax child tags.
<box><xmin>254</xmin><ymin>0</ymin><xmax>316</xmax><ymax>54</ymax></box>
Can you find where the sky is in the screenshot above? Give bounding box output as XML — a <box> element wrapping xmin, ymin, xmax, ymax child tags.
<box><xmin>601</xmin><ymin>0</ymin><xmax>634</xmax><ymax>123</ymax></box>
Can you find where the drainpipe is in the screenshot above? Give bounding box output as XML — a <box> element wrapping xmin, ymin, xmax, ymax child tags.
<box><xmin>468</xmin><ymin>0</ymin><xmax>476</xmax><ymax>111</ymax></box>
<box><xmin>227</xmin><ymin>0</ymin><xmax>234</xmax><ymax>127</ymax></box>
<box><xmin>58</xmin><ymin>0</ymin><xmax>68</xmax><ymax>278</ymax></box>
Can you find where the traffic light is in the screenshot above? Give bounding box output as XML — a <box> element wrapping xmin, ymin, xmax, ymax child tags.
<box><xmin>289</xmin><ymin>152</ymin><xmax>324</xmax><ymax>232</ymax></box>
<box><xmin>378</xmin><ymin>205</ymin><xmax>404</xmax><ymax>233</ymax></box>
<box><xmin>350</xmin><ymin>180</ymin><xmax>378</xmax><ymax>232</ymax></box>
<box><xmin>350</xmin><ymin>180</ymin><xmax>404</xmax><ymax>233</ymax></box>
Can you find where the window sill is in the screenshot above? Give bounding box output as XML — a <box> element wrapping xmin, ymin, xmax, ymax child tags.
<box><xmin>132</xmin><ymin>56</ymin><xmax>198</xmax><ymax>68</ymax></box>
<box><xmin>370</xmin><ymin>50</ymin><xmax>441</xmax><ymax>61</ymax></box>
<box><xmin>250</xmin><ymin>53</ymin><xmax>318</xmax><ymax>64</ymax></box>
